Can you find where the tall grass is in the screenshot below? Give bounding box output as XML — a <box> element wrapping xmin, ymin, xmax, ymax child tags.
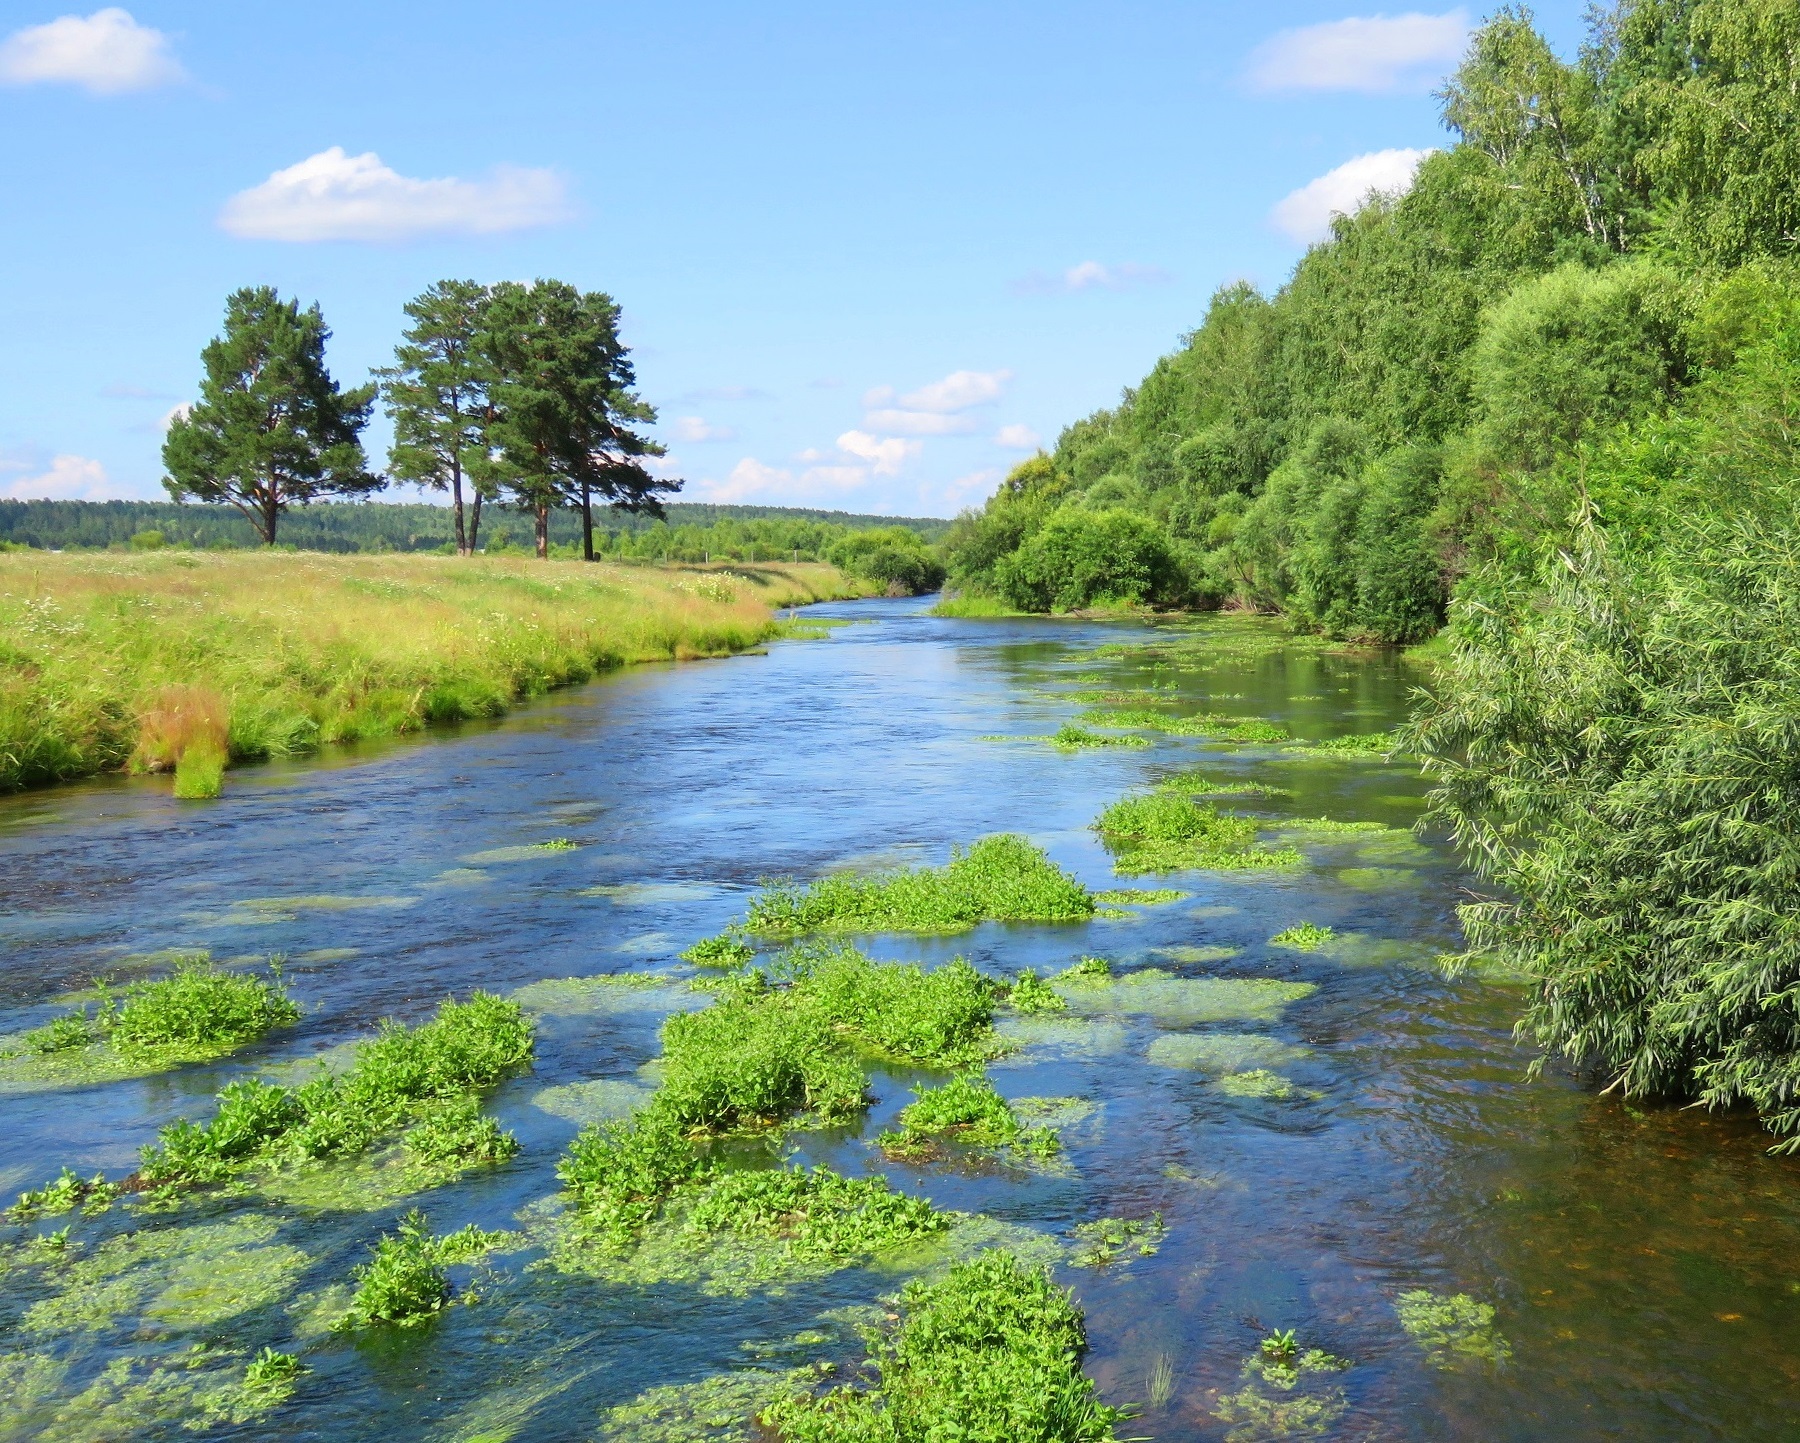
<box><xmin>0</xmin><ymin>550</ymin><xmax>856</xmax><ymax>792</ymax></box>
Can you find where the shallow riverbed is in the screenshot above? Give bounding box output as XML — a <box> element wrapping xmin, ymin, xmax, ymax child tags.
<box><xmin>3</xmin><ymin>598</ymin><xmax>1797</xmax><ymax>1442</ymax></box>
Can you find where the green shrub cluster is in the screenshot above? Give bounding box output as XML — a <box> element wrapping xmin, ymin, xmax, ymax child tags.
<box><xmin>875</xmin><ymin>1074</ymin><xmax>1059</xmax><ymax>1160</ymax></box>
<box><xmin>764</xmin><ymin>1250</ymin><xmax>1126</xmax><ymax>1443</ymax></box>
<box><xmin>140</xmin><ymin>992</ymin><xmax>531</xmax><ymax>1183</ymax></box>
<box><xmin>745</xmin><ymin>835</ymin><xmax>1094</xmax><ymax>935</ymax></box>
<box><xmin>1093</xmin><ymin>792</ymin><xmax>1300</xmax><ymax>874</ymax></box>
<box><xmin>19</xmin><ymin>958</ymin><xmax>299</xmax><ymax>1059</ymax></box>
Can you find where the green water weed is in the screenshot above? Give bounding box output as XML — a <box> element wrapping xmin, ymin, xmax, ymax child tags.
<box><xmin>685</xmin><ymin>1166</ymin><xmax>948</xmax><ymax>1263</ymax></box>
<box><xmin>1094</xmin><ymin>793</ymin><xmax>1301</xmax><ymax>874</ymax></box>
<box><xmin>1069</xmin><ymin>1213</ymin><xmax>1165</xmax><ymax>1267</ymax></box>
<box><xmin>1093</xmin><ymin>888</ymin><xmax>1188</xmax><ymax>905</ymax></box>
<box><xmin>10</xmin><ymin>1169</ymin><xmax>120</xmax><ymax>1221</ymax></box>
<box><xmin>763</xmin><ymin>1250</ymin><xmax>1126</xmax><ymax>1443</ymax></box>
<box><xmin>1006</xmin><ymin>969</ymin><xmax>1067</xmax><ymax>1015</ymax></box>
<box><xmin>1393</xmin><ymin>1289</ymin><xmax>1511</xmax><ymax>1368</ymax></box>
<box><xmin>681</xmin><ymin>933</ymin><xmax>756</xmax><ymax>968</ymax></box>
<box><xmin>340</xmin><ymin>1210</ymin><xmax>451</xmax><ymax>1327</ymax></box>
<box><xmin>1270</xmin><ymin>924</ymin><xmax>1336</xmax><ymax>951</ymax></box>
<box><xmin>559</xmin><ymin>1111</ymin><xmax>714</xmax><ymax>1246</ymax></box>
<box><xmin>875</xmin><ymin>1073</ymin><xmax>1059</xmax><ymax>1160</ymax></box>
<box><xmin>402</xmin><ymin>1097</ymin><xmax>520</xmax><ymax>1167</ymax></box>
<box><xmin>1057</xmin><ymin>956</ymin><xmax>1113</xmax><ymax>983</ymax></box>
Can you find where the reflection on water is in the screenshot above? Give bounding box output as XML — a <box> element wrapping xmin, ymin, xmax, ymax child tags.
<box><xmin>2</xmin><ymin>597</ymin><xmax>1797</xmax><ymax>1441</ymax></box>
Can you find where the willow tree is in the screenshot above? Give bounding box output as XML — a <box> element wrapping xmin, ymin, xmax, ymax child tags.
<box><xmin>481</xmin><ymin>280</ymin><xmax>674</xmax><ymax>559</ymax></box>
<box><xmin>162</xmin><ymin>287</ymin><xmax>378</xmax><ymax>544</ymax></box>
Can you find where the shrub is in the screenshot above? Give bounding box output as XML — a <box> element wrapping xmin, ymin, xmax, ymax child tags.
<box><xmin>765</xmin><ymin>1251</ymin><xmax>1125</xmax><ymax>1443</ymax></box>
<box><xmin>995</xmin><ymin>506</ymin><xmax>1190</xmax><ymax>612</ymax></box>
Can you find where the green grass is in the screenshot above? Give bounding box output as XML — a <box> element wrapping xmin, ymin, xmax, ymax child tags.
<box><xmin>1270</xmin><ymin>924</ymin><xmax>1336</xmax><ymax>951</ymax></box>
<box><xmin>875</xmin><ymin>1073</ymin><xmax>1060</xmax><ymax>1160</ymax></box>
<box><xmin>15</xmin><ymin>957</ymin><xmax>300</xmax><ymax>1061</ymax></box>
<box><xmin>763</xmin><ymin>1251</ymin><xmax>1127</xmax><ymax>1443</ymax></box>
<box><xmin>140</xmin><ymin>992</ymin><xmax>531</xmax><ymax>1185</ymax></box>
<box><xmin>1093</xmin><ymin>793</ymin><xmax>1302</xmax><ymax>874</ymax></box>
<box><xmin>0</xmin><ymin>550</ymin><xmax>855</xmax><ymax>794</ymax></box>
<box><xmin>744</xmin><ymin>835</ymin><xmax>1094</xmax><ymax>936</ymax></box>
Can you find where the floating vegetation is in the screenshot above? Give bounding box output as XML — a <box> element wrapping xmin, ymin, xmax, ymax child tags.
<box><xmin>1</xmin><ymin>957</ymin><xmax>300</xmax><ymax>1091</ymax></box>
<box><xmin>1270</xmin><ymin>924</ymin><xmax>1336</xmax><ymax>951</ymax></box>
<box><xmin>1152</xmin><ymin>944</ymin><xmax>1242</xmax><ymax>965</ymax></box>
<box><xmin>1005</xmin><ymin>968</ymin><xmax>1066</xmax><ymax>1015</ymax></box>
<box><xmin>583</xmin><ymin>881</ymin><xmax>720</xmax><ymax>905</ymax></box>
<box><xmin>339</xmin><ymin>1209</ymin><xmax>511</xmax><ymax>1329</ymax></box>
<box><xmin>1338</xmin><ymin>866</ymin><xmax>1419</xmax><ymax>889</ymax></box>
<box><xmin>875</xmin><ymin>1073</ymin><xmax>1061</xmax><ymax>1161</ymax></box>
<box><xmin>1146</xmin><ymin>1033</ymin><xmax>1310</xmax><ymax>1075</ymax></box>
<box><xmin>1244</xmin><ymin>1329</ymin><xmax>1352</xmax><ymax>1391</ymax></box>
<box><xmin>1082</xmin><ymin>708</ymin><xmax>1293</xmax><ymax>744</ymax></box>
<box><xmin>1093</xmin><ymin>792</ymin><xmax>1302</xmax><ymax>874</ymax></box>
<box><xmin>1093</xmin><ymin>888</ymin><xmax>1188</xmax><ymax>905</ymax></box>
<box><xmin>1054</xmin><ymin>969</ymin><xmax>1315</xmax><ymax>1026</ymax></box>
<box><xmin>9</xmin><ymin>1169</ymin><xmax>120</xmax><ymax>1221</ymax></box>
<box><xmin>137</xmin><ymin>992</ymin><xmax>532</xmax><ymax>1187</ymax></box>
<box><xmin>1293</xmin><ymin>732</ymin><xmax>1396</xmax><ymax>756</ymax></box>
<box><xmin>1272</xmin><ymin>817</ymin><xmax>1389</xmax><ymax>835</ymax></box>
<box><xmin>1068</xmin><ymin>1212</ymin><xmax>1166</xmax><ymax>1267</ymax></box>
<box><xmin>1218</xmin><ymin>1069</ymin><xmax>1315</xmax><ymax>1101</ymax></box>
<box><xmin>744</xmin><ymin>834</ymin><xmax>1094</xmax><ymax>935</ymax></box>
<box><xmin>530</xmin><ymin>1077</ymin><xmax>654</xmax><ymax>1125</ymax></box>
<box><xmin>681</xmin><ymin>932</ymin><xmax>756</xmax><ymax>968</ymax></box>
<box><xmin>1056</xmin><ymin>956</ymin><xmax>1114</xmax><ymax>983</ymax></box>
<box><xmin>510</xmin><ymin>972</ymin><xmax>689</xmax><ymax>1019</ymax></box>
<box><xmin>461</xmin><ymin>841</ymin><xmax>583</xmax><ymax>864</ymax></box>
<box><xmin>995</xmin><ymin>1015</ymin><xmax>1131</xmax><ymax>1060</ymax></box>
<box><xmin>761</xmin><ymin>1251</ymin><xmax>1128</xmax><ymax>1441</ymax></box>
<box><xmin>1212</xmin><ymin>1381</ymin><xmax>1347</xmax><ymax>1443</ymax></box>
<box><xmin>598</xmin><ymin>1366</ymin><xmax>824</xmax><ymax>1442</ymax></box>
<box><xmin>1394</xmin><ymin>1289</ymin><xmax>1512</xmax><ymax>1368</ymax></box>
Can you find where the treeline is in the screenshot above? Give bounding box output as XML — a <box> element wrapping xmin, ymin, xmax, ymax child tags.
<box><xmin>946</xmin><ymin>0</ymin><xmax>1799</xmax><ymax>641</ymax></box>
<box><xmin>0</xmin><ymin>498</ymin><xmax>948</xmax><ymax>563</ymax></box>
<box><xmin>956</xmin><ymin>0</ymin><xmax>1800</xmax><ymax>1150</ymax></box>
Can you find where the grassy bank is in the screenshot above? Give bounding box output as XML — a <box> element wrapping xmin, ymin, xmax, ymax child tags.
<box><xmin>0</xmin><ymin>550</ymin><xmax>864</xmax><ymax>793</ymax></box>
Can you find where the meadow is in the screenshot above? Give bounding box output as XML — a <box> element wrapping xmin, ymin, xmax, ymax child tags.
<box><xmin>0</xmin><ymin>549</ymin><xmax>862</xmax><ymax>795</ymax></box>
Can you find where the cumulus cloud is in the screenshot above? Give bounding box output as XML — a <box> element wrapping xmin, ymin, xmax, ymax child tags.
<box><xmin>857</xmin><ymin>369</ymin><xmax>1010</xmax><ymax>437</ymax></box>
<box><xmin>836</xmin><ymin>431</ymin><xmax>921</xmax><ymax>476</ymax></box>
<box><xmin>994</xmin><ymin>423</ymin><xmax>1041</xmax><ymax>450</ymax></box>
<box><xmin>862</xmin><ymin>408</ymin><xmax>976</xmax><ymax>437</ymax></box>
<box><xmin>0</xmin><ymin>8</ymin><xmax>183</xmax><ymax>93</ymax></box>
<box><xmin>695</xmin><ymin>456</ymin><xmax>873</xmax><ymax>505</ymax></box>
<box><xmin>218</xmin><ymin>147</ymin><xmax>570</xmax><ymax>243</ymax></box>
<box><xmin>1247</xmin><ymin>10</ymin><xmax>1470</xmax><ymax>94</ymax></box>
<box><xmin>1270</xmin><ymin>147</ymin><xmax>1431</xmax><ymax>243</ymax></box>
<box><xmin>1</xmin><ymin>453</ymin><xmax>120</xmax><ymax>500</ymax></box>
<box><xmin>671</xmin><ymin>415</ymin><xmax>737</xmax><ymax>443</ymax></box>
<box><xmin>1013</xmin><ymin>261</ymin><xmax>1172</xmax><ymax>295</ymax></box>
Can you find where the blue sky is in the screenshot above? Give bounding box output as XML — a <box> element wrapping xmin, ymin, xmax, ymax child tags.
<box><xmin>0</xmin><ymin>2</ymin><xmax>1587</xmax><ymax>518</ymax></box>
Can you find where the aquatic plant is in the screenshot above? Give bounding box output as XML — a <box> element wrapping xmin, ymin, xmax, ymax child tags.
<box><xmin>402</xmin><ymin>1096</ymin><xmax>521</xmax><ymax>1166</ymax></box>
<box><xmin>15</xmin><ymin>957</ymin><xmax>300</xmax><ymax>1064</ymax></box>
<box><xmin>1299</xmin><ymin>732</ymin><xmax>1395</xmax><ymax>756</ymax></box>
<box><xmin>1068</xmin><ymin>1213</ymin><xmax>1165</xmax><ymax>1267</ymax></box>
<box><xmin>1092</xmin><ymin>888</ymin><xmax>1188</xmax><ymax>904</ymax></box>
<box><xmin>1246</xmin><ymin>1331</ymin><xmax>1350</xmax><ymax>1391</ymax></box>
<box><xmin>1006</xmin><ymin>968</ymin><xmax>1067</xmax><ymax>1015</ymax></box>
<box><xmin>9</xmin><ymin>1167</ymin><xmax>119</xmax><ymax>1220</ymax></box>
<box><xmin>744</xmin><ymin>834</ymin><xmax>1094</xmax><ymax>936</ymax></box>
<box><xmin>1393</xmin><ymin>1289</ymin><xmax>1512</xmax><ymax>1368</ymax></box>
<box><xmin>763</xmin><ymin>1250</ymin><xmax>1127</xmax><ymax>1443</ymax></box>
<box><xmin>140</xmin><ymin>992</ymin><xmax>532</xmax><ymax>1184</ymax></box>
<box><xmin>1093</xmin><ymin>792</ymin><xmax>1301</xmax><ymax>874</ymax></box>
<box><xmin>341</xmin><ymin>1210</ymin><xmax>451</xmax><ymax>1327</ymax></box>
<box><xmin>1270</xmin><ymin>924</ymin><xmax>1336</xmax><ymax>951</ymax></box>
<box><xmin>1050</xmin><ymin>724</ymin><xmax>1150</xmax><ymax>750</ymax></box>
<box><xmin>875</xmin><ymin>1073</ymin><xmax>1060</xmax><ymax>1160</ymax></box>
<box><xmin>242</xmin><ymin>1347</ymin><xmax>306</xmax><ymax>1400</ymax></box>
<box><xmin>680</xmin><ymin>932</ymin><xmax>756</xmax><ymax>968</ymax></box>
<box><xmin>685</xmin><ymin>1166</ymin><xmax>948</xmax><ymax>1263</ymax></box>
<box><xmin>1148</xmin><ymin>1352</ymin><xmax>1176</xmax><ymax>1409</ymax></box>
<box><xmin>1057</xmin><ymin>956</ymin><xmax>1113</xmax><ymax>984</ymax></box>
<box><xmin>1082</xmin><ymin>708</ymin><xmax>1293</xmax><ymax>744</ymax></box>
<box><xmin>558</xmin><ymin>1111</ymin><xmax>714</xmax><ymax>1245</ymax></box>
<box><xmin>794</xmin><ymin>946</ymin><xmax>998</xmax><ymax>1062</ymax></box>
<box><xmin>1218</xmin><ymin>1069</ymin><xmax>1307</xmax><ymax>1100</ymax></box>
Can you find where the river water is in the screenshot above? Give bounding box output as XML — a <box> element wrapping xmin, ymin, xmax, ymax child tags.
<box><xmin>2</xmin><ymin>598</ymin><xmax>1797</xmax><ymax>1442</ymax></box>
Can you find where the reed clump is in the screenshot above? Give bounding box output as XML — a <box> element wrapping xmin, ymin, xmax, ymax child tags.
<box><xmin>0</xmin><ymin>550</ymin><xmax>852</xmax><ymax>793</ymax></box>
<box><xmin>745</xmin><ymin>835</ymin><xmax>1094</xmax><ymax>936</ymax></box>
<box><xmin>139</xmin><ymin>992</ymin><xmax>531</xmax><ymax>1185</ymax></box>
<box><xmin>763</xmin><ymin>1250</ymin><xmax>1127</xmax><ymax>1443</ymax></box>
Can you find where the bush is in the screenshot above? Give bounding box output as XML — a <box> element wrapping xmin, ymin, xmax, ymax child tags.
<box><xmin>765</xmin><ymin>1251</ymin><xmax>1125</xmax><ymax>1442</ymax></box>
<box><xmin>994</xmin><ymin>507</ymin><xmax>1191</xmax><ymax>612</ymax></box>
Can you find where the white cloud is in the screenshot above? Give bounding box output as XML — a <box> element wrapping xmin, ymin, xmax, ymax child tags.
<box><xmin>671</xmin><ymin>415</ymin><xmax>737</xmax><ymax>443</ymax></box>
<box><xmin>1270</xmin><ymin>147</ymin><xmax>1431</xmax><ymax>243</ymax></box>
<box><xmin>218</xmin><ymin>147</ymin><xmax>570</xmax><ymax>243</ymax></box>
<box><xmin>159</xmin><ymin>401</ymin><xmax>192</xmax><ymax>431</ymax></box>
<box><xmin>994</xmin><ymin>423</ymin><xmax>1041</xmax><ymax>450</ymax></box>
<box><xmin>695</xmin><ymin>456</ymin><xmax>874</xmax><ymax>505</ymax></box>
<box><xmin>1014</xmin><ymin>261</ymin><xmax>1172</xmax><ymax>295</ymax></box>
<box><xmin>836</xmin><ymin>431</ymin><xmax>921</xmax><ymax>477</ymax></box>
<box><xmin>858</xmin><ymin>369</ymin><xmax>1010</xmax><ymax>437</ymax></box>
<box><xmin>0</xmin><ymin>8</ymin><xmax>183</xmax><ymax>93</ymax></box>
<box><xmin>898</xmin><ymin>369</ymin><xmax>1011</xmax><ymax>413</ymax></box>
<box><xmin>1248</xmin><ymin>10</ymin><xmax>1470</xmax><ymax>94</ymax></box>
<box><xmin>1</xmin><ymin>453</ymin><xmax>120</xmax><ymax>500</ymax></box>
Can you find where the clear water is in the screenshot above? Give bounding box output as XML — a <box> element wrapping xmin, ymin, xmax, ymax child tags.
<box><xmin>3</xmin><ymin>597</ymin><xmax>1798</xmax><ymax>1442</ymax></box>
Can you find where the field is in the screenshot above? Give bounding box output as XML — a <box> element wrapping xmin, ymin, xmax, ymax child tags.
<box><xmin>0</xmin><ymin>550</ymin><xmax>862</xmax><ymax>794</ymax></box>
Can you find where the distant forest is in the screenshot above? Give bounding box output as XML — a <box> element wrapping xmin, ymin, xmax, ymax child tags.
<box><xmin>0</xmin><ymin>499</ymin><xmax>951</xmax><ymax>555</ymax></box>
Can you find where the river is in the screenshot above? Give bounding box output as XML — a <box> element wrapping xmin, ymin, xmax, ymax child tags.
<box><xmin>2</xmin><ymin>597</ymin><xmax>1797</xmax><ymax>1442</ymax></box>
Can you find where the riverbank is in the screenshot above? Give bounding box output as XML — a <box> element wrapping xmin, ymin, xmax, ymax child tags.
<box><xmin>0</xmin><ymin>550</ymin><xmax>865</xmax><ymax>794</ymax></box>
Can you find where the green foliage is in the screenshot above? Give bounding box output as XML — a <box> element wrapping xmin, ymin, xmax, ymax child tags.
<box><xmin>402</xmin><ymin>1097</ymin><xmax>520</xmax><ymax>1166</ymax></box>
<box><xmin>558</xmin><ymin>1111</ymin><xmax>713</xmax><ymax>1245</ymax></box>
<box><xmin>993</xmin><ymin>506</ymin><xmax>1197</xmax><ymax>612</ymax></box>
<box><xmin>104</xmin><ymin>959</ymin><xmax>301</xmax><ymax>1052</ymax></box>
<box><xmin>242</xmin><ymin>1348</ymin><xmax>305</xmax><ymax>1393</ymax></box>
<box><xmin>1393</xmin><ymin>1290</ymin><xmax>1511</xmax><ymax>1368</ymax></box>
<box><xmin>1270</xmin><ymin>924</ymin><xmax>1335</xmax><ymax>952</ymax></box>
<box><xmin>1048</xmin><ymin>724</ymin><xmax>1147</xmax><ymax>750</ymax></box>
<box><xmin>1006</xmin><ymin>969</ymin><xmax>1066</xmax><ymax>1015</ymax></box>
<box><xmin>685</xmin><ymin>1167</ymin><xmax>948</xmax><ymax>1262</ymax></box>
<box><xmin>1093</xmin><ymin>792</ymin><xmax>1300</xmax><ymax>873</ymax></box>
<box><xmin>162</xmin><ymin>287</ymin><xmax>378</xmax><ymax>544</ymax></box>
<box><xmin>745</xmin><ymin>835</ymin><xmax>1093</xmax><ymax>935</ymax></box>
<box><xmin>140</xmin><ymin>992</ymin><xmax>532</xmax><ymax>1183</ymax></box>
<box><xmin>1068</xmin><ymin>1214</ymin><xmax>1165</xmax><ymax>1268</ymax></box>
<box><xmin>681</xmin><ymin>932</ymin><xmax>756</xmax><ymax>968</ymax></box>
<box><xmin>1055</xmin><ymin>956</ymin><xmax>1113</xmax><ymax>984</ymax></box>
<box><xmin>875</xmin><ymin>1073</ymin><xmax>1060</xmax><ymax>1159</ymax></box>
<box><xmin>10</xmin><ymin>1168</ymin><xmax>118</xmax><ymax>1221</ymax></box>
<box><xmin>341</xmin><ymin>1210</ymin><xmax>454</xmax><ymax>1328</ymax></box>
<box><xmin>763</xmin><ymin>1251</ymin><xmax>1126</xmax><ymax>1443</ymax></box>
<box><xmin>827</xmin><ymin>527</ymin><xmax>947</xmax><ymax>595</ymax></box>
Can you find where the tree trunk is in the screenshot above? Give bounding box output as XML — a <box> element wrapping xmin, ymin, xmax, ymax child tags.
<box><xmin>581</xmin><ymin>480</ymin><xmax>595</xmax><ymax>562</ymax></box>
<box><xmin>261</xmin><ymin>482</ymin><xmax>279</xmax><ymax>546</ymax></box>
<box><xmin>535</xmin><ymin>503</ymin><xmax>549</xmax><ymax>559</ymax></box>
<box><xmin>469</xmin><ymin>491</ymin><xmax>483</xmax><ymax>552</ymax></box>
<box><xmin>451</xmin><ymin>456</ymin><xmax>468</xmax><ymax>556</ymax></box>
